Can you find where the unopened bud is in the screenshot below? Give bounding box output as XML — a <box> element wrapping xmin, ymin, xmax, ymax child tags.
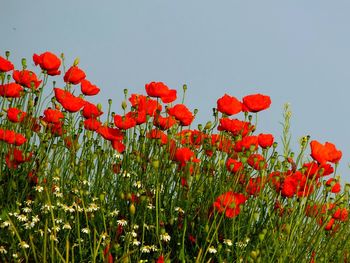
<box><xmin>129</xmin><ymin>203</ymin><xmax>136</xmax><ymax>215</ymax></box>
<box><xmin>5</xmin><ymin>51</ymin><xmax>10</xmax><ymax>59</ymax></box>
<box><xmin>21</xmin><ymin>58</ymin><xmax>27</xmax><ymax>69</ymax></box>
<box><xmin>183</xmin><ymin>84</ymin><xmax>187</xmax><ymax>92</ymax></box>
<box><xmin>204</xmin><ymin>121</ymin><xmax>212</xmax><ymax>130</ymax></box>
<box><xmin>121</xmin><ymin>101</ymin><xmax>127</xmax><ymax>110</ymax></box>
<box><xmin>73</xmin><ymin>58</ymin><xmax>80</xmax><ymax>66</ymax></box>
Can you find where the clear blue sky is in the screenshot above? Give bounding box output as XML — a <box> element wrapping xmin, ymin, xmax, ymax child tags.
<box><xmin>1</xmin><ymin>0</ymin><xmax>350</xmax><ymax>181</ymax></box>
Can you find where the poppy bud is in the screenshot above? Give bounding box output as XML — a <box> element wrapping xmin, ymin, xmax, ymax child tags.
<box><xmin>121</xmin><ymin>101</ymin><xmax>127</xmax><ymax>110</ymax></box>
<box><xmin>21</xmin><ymin>58</ymin><xmax>27</xmax><ymax>69</ymax></box>
<box><xmin>129</xmin><ymin>203</ymin><xmax>136</xmax><ymax>215</ymax></box>
<box><xmin>73</xmin><ymin>57</ymin><xmax>80</xmax><ymax>66</ymax></box>
<box><xmin>204</xmin><ymin>121</ymin><xmax>212</xmax><ymax>130</ymax></box>
<box><xmin>183</xmin><ymin>84</ymin><xmax>187</xmax><ymax>92</ymax></box>
<box><xmin>123</xmin><ymin>89</ymin><xmax>128</xmax><ymax>96</ymax></box>
<box><xmin>5</xmin><ymin>50</ymin><xmax>10</xmax><ymax>58</ymax></box>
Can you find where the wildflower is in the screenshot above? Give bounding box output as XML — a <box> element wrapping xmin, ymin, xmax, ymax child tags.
<box><xmin>141</xmin><ymin>245</ymin><xmax>151</xmax><ymax>253</ymax></box>
<box><xmin>22</xmin><ymin>207</ymin><xmax>32</xmax><ymax>213</ymax></box>
<box><xmin>218</xmin><ymin>118</ymin><xmax>253</xmax><ymax>136</ymax></box>
<box><xmin>98</xmin><ymin>125</ymin><xmax>124</xmax><ymax>141</ymax></box>
<box><xmin>114</xmin><ymin>114</ymin><xmax>137</xmax><ymax>130</ymax></box>
<box><xmin>242</xmin><ymin>93</ymin><xmax>271</xmax><ymax>112</ymax></box>
<box><xmin>43</xmin><ymin>108</ymin><xmax>64</xmax><ymax>124</ymax></box>
<box><xmin>0</xmin><ymin>55</ymin><xmax>14</xmax><ymax>72</ymax></box>
<box><xmin>223</xmin><ymin>239</ymin><xmax>233</xmax><ymax>246</ymax></box>
<box><xmin>34</xmin><ymin>185</ymin><xmax>44</xmax><ymax>192</ymax></box>
<box><xmin>1</xmin><ymin>221</ymin><xmax>10</xmax><ymax>228</ymax></box>
<box><xmin>167</xmin><ymin>104</ymin><xmax>194</xmax><ymax>126</ymax></box>
<box><xmin>217</xmin><ymin>94</ymin><xmax>242</xmax><ymax>115</ymax></box>
<box><xmin>19</xmin><ymin>241</ymin><xmax>29</xmax><ymax>249</ymax></box>
<box><xmin>13</xmin><ymin>69</ymin><xmax>42</xmax><ymax>89</ymax></box>
<box><xmin>82</xmin><ymin>102</ymin><xmax>103</xmax><ymax>118</ymax></box>
<box><xmin>226</xmin><ymin>158</ymin><xmax>243</xmax><ymax>173</ymax></box>
<box><xmin>153</xmin><ymin>114</ymin><xmax>177</xmax><ymax>130</ymax></box>
<box><xmin>16</xmin><ymin>214</ymin><xmax>28</xmax><ymax>222</ymax></box>
<box><xmin>87</xmin><ymin>203</ymin><xmax>100</xmax><ymax>212</ymax></box>
<box><xmin>63</xmin><ymin>223</ymin><xmax>72</xmax><ymax>230</ymax></box>
<box><xmin>0</xmin><ymin>83</ymin><xmax>23</xmax><ymax>98</ymax></box>
<box><xmin>175</xmin><ymin>207</ymin><xmax>185</xmax><ymax>214</ymax></box>
<box><xmin>54</xmin><ymin>88</ymin><xmax>86</xmax><ymax>112</ymax></box>
<box><xmin>109</xmin><ymin>209</ymin><xmax>119</xmax><ymax>217</ymax></box>
<box><xmin>33</xmin><ymin>51</ymin><xmax>61</xmax><ymax>75</ymax></box>
<box><xmin>117</xmin><ymin>219</ymin><xmax>128</xmax><ymax>226</ymax></box>
<box><xmin>132</xmin><ymin>239</ymin><xmax>141</xmax><ymax>246</ymax></box>
<box><xmin>213</xmin><ymin>191</ymin><xmax>247</xmax><ymax>218</ymax></box>
<box><xmin>326</xmin><ymin>178</ymin><xmax>341</xmax><ymax>193</ymax></box>
<box><xmin>7</xmin><ymin>107</ymin><xmax>27</xmax><ymax>123</ymax></box>
<box><xmin>145</xmin><ymin>81</ymin><xmax>177</xmax><ymax>103</ymax></box>
<box><xmin>31</xmin><ymin>215</ymin><xmax>40</xmax><ymax>223</ymax></box>
<box><xmin>50</xmin><ymin>234</ymin><xmax>59</xmax><ymax>242</ymax></box>
<box><xmin>310</xmin><ymin>140</ymin><xmax>342</xmax><ymax>164</ymax></box>
<box><xmin>0</xmin><ymin>245</ymin><xmax>7</xmax><ymax>254</ymax></box>
<box><xmin>80</xmin><ymin>79</ymin><xmax>100</xmax><ymax>95</ymax></box>
<box><xmin>208</xmin><ymin>246</ymin><xmax>217</xmax><ymax>254</ymax></box>
<box><xmin>160</xmin><ymin>232</ymin><xmax>171</xmax><ymax>242</ymax></box>
<box><xmin>258</xmin><ymin>133</ymin><xmax>274</xmax><ymax>148</ymax></box>
<box><xmin>64</xmin><ymin>65</ymin><xmax>86</xmax><ymax>84</ymax></box>
<box><xmin>82</xmin><ymin>228</ymin><xmax>90</xmax><ymax>234</ymax></box>
<box><xmin>247</xmin><ymin>153</ymin><xmax>267</xmax><ymax>170</ymax></box>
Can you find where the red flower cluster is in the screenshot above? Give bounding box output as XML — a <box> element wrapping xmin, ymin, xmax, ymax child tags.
<box><xmin>213</xmin><ymin>191</ymin><xmax>247</xmax><ymax>218</ymax></box>
<box><xmin>0</xmin><ymin>128</ymin><xmax>26</xmax><ymax>146</ymax></box>
<box><xmin>310</xmin><ymin>140</ymin><xmax>342</xmax><ymax>164</ymax></box>
<box><xmin>145</xmin><ymin>81</ymin><xmax>177</xmax><ymax>103</ymax></box>
<box><xmin>33</xmin><ymin>51</ymin><xmax>61</xmax><ymax>75</ymax></box>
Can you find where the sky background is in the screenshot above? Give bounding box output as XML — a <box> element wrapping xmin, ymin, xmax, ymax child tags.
<box><xmin>1</xmin><ymin>0</ymin><xmax>350</xmax><ymax>181</ymax></box>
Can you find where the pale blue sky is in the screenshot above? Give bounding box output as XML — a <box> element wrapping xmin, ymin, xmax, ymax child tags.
<box><xmin>1</xmin><ymin>0</ymin><xmax>350</xmax><ymax>181</ymax></box>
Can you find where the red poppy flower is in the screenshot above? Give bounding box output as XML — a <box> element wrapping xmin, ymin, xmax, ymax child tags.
<box><xmin>242</xmin><ymin>94</ymin><xmax>271</xmax><ymax>112</ymax></box>
<box><xmin>82</xmin><ymin>102</ymin><xmax>103</xmax><ymax>119</ymax></box>
<box><xmin>173</xmin><ymin>147</ymin><xmax>196</xmax><ymax>167</ymax></box>
<box><xmin>156</xmin><ymin>255</ymin><xmax>165</xmax><ymax>263</ymax></box>
<box><xmin>326</xmin><ymin>178</ymin><xmax>341</xmax><ymax>193</ymax></box>
<box><xmin>310</xmin><ymin>140</ymin><xmax>342</xmax><ymax>164</ymax></box>
<box><xmin>64</xmin><ymin>66</ymin><xmax>86</xmax><ymax>84</ymax></box>
<box><xmin>247</xmin><ymin>153</ymin><xmax>266</xmax><ymax>170</ymax></box>
<box><xmin>146</xmin><ymin>129</ymin><xmax>169</xmax><ymax>145</ymax></box>
<box><xmin>7</xmin><ymin>107</ymin><xmax>26</xmax><ymax>123</ymax></box>
<box><xmin>114</xmin><ymin>114</ymin><xmax>137</xmax><ymax>130</ymax></box>
<box><xmin>129</xmin><ymin>94</ymin><xmax>162</xmax><ymax>117</ymax></box>
<box><xmin>218</xmin><ymin>118</ymin><xmax>253</xmax><ymax>136</ymax></box>
<box><xmin>0</xmin><ymin>129</ymin><xmax>26</xmax><ymax>146</ymax></box>
<box><xmin>98</xmin><ymin>126</ymin><xmax>124</xmax><ymax>141</ymax></box>
<box><xmin>213</xmin><ymin>191</ymin><xmax>247</xmax><ymax>218</ymax></box>
<box><xmin>281</xmin><ymin>176</ymin><xmax>298</xmax><ymax>198</ymax></box>
<box><xmin>161</xmin><ymin>89</ymin><xmax>177</xmax><ymax>103</ymax></box>
<box><xmin>84</xmin><ymin>118</ymin><xmax>101</xmax><ymax>131</ymax></box>
<box><xmin>303</xmin><ymin>162</ymin><xmax>334</xmax><ymax>179</ymax></box>
<box><xmin>111</xmin><ymin>140</ymin><xmax>125</xmax><ymax>153</ymax></box>
<box><xmin>167</xmin><ymin>104</ymin><xmax>194</xmax><ymax>126</ymax></box>
<box><xmin>217</xmin><ymin>94</ymin><xmax>242</xmax><ymax>115</ymax></box>
<box><xmin>33</xmin><ymin>51</ymin><xmax>61</xmax><ymax>75</ymax></box>
<box><xmin>0</xmin><ymin>55</ymin><xmax>14</xmax><ymax>72</ymax></box>
<box><xmin>258</xmin><ymin>133</ymin><xmax>274</xmax><ymax>148</ymax></box>
<box><xmin>13</xmin><ymin>70</ymin><xmax>42</xmax><ymax>89</ymax></box>
<box><xmin>333</xmin><ymin>208</ymin><xmax>348</xmax><ymax>222</ymax></box>
<box><xmin>5</xmin><ymin>149</ymin><xmax>32</xmax><ymax>169</ymax></box>
<box><xmin>80</xmin><ymin>79</ymin><xmax>100</xmax><ymax>96</ymax></box>
<box><xmin>0</xmin><ymin>83</ymin><xmax>24</xmax><ymax>98</ymax></box>
<box><xmin>226</xmin><ymin>158</ymin><xmax>243</xmax><ymax>173</ymax></box>
<box><xmin>126</xmin><ymin>110</ymin><xmax>147</xmax><ymax>125</ymax></box>
<box><xmin>177</xmin><ymin>129</ymin><xmax>205</xmax><ymax>147</ymax></box>
<box><xmin>246</xmin><ymin>177</ymin><xmax>264</xmax><ymax>195</ymax></box>
<box><xmin>154</xmin><ymin>114</ymin><xmax>177</xmax><ymax>130</ymax></box>
<box><xmin>54</xmin><ymin>88</ymin><xmax>86</xmax><ymax>112</ymax></box>
<box><xmin>43</xmin><ymin>108</ymin><xmax>64</xmax><ymax>124</ymax></box>
<box><xmin>234</xmin><ymin>136</ymin><xmax>259</xmax><ymax>152</ymax></box>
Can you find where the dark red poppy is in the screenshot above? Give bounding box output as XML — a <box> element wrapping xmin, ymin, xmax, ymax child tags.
<box><xmin>167</xmin><ymin>104</ymin><xmax>194</xmax><ymax>126</ymax></box>
<box><xmin>33</xmin><ymin>51</ymin><xmax>61</xmax><ymax>75</ymax></box>
<box><xmin>13</xmin><ymin>70</ymin><xmax>42</xmax><ymax>89</ymax></box>
<box><xmin>5</xmin><ymin>149</ymin><xmax>32</xmax><ymax>169</ymax></box>
<box><xmin>0</xmin><ymin>83</ymin><xmax>24</xmax><ymax>98</ymax></box>
<box><xmin>0</xmin><ymin>55</ymin><xmax>14</xmax><ymax>72</ymax></box>
<box><xmin>242</xmin><ymin>94</ymin><xmax>271</xmax><ymax>112</ymax></box>
<box><xmin>63</xmin><ymin>66</ymin><xmax>86</xmax><ymax>84</ymax></box>
<box><xmin>80</xmin><ymin>79</ymin><xmax>100</xmax><ymax>96</ymax></box>
<box><xmin>7</xmin><ymin>107</ymin><xmax>26</xmax><ymax>123</ymax></box>
<box><xmin>246</xmin><ymin>177</ymin><xmax>264</xmax><ymax>196</ymax></box>
<box><xmin>54</xmin><ymin>88</ymin><xmax>86</xmax><ymax>112</ymax></box>
<box><xmin>217</xmin><ymin>94</ymin><xmax>242</xmax><ymax>115</ymax></box>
